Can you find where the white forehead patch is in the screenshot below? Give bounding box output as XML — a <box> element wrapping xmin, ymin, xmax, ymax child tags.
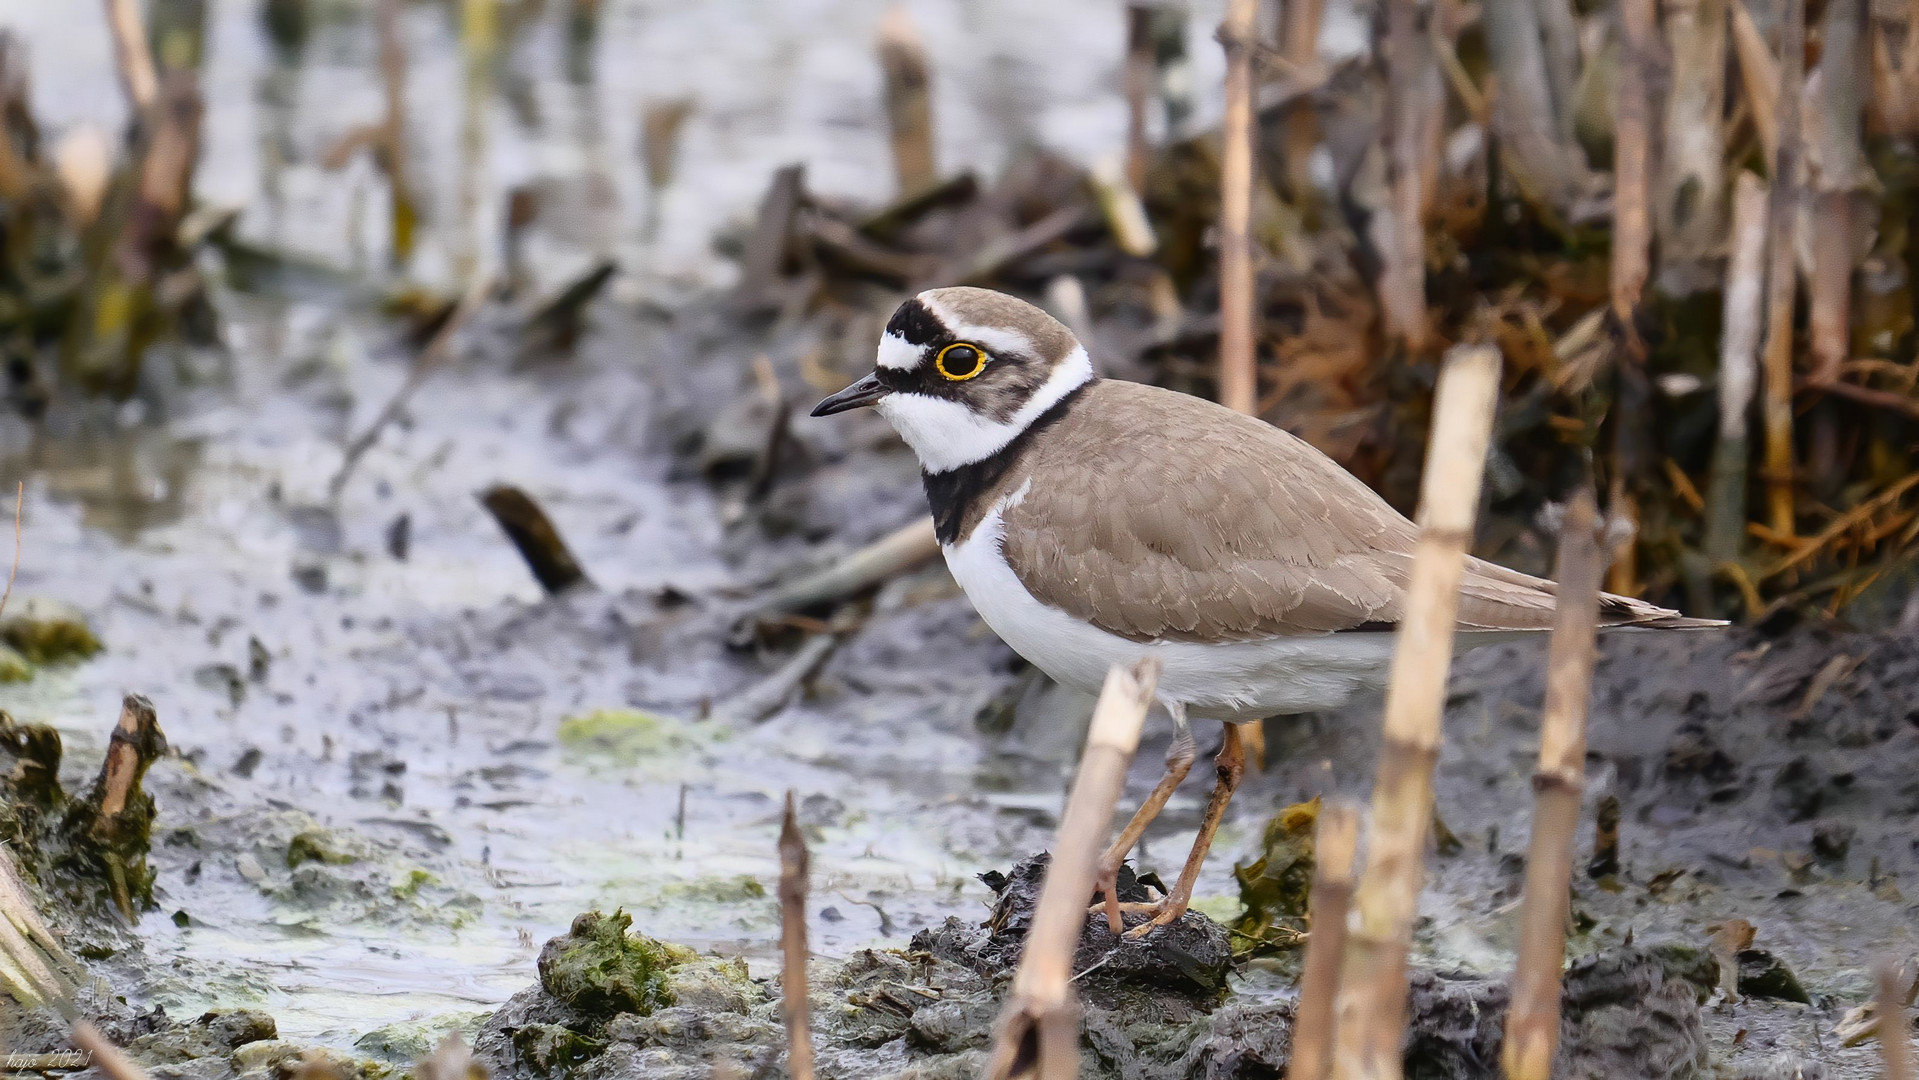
<box><xmin>874</xmin><ymin>345</ymin><xmax>1094</xmax><ymax>474</ymax></box>
<box><xmin>876</xmin><ymin>330</ymin><xmax>921</xmax><ymax>370</ymax></box>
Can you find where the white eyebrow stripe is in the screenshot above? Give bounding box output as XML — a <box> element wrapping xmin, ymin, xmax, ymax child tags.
<box><xmin>876</xmin><ymin>331</ymin><xmax>921</xmax><ymax>370</ymax></box>
<box><xmin>917</xmin><ymin>292</ymin><xmax>1037</xmax><ymax>360</ymax></box>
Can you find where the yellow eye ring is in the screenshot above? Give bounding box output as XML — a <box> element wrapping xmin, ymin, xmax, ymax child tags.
<box><xmin>935</xmin><ymin>342</ymin><xmax>989</xmax><ymax>381</ymax></box>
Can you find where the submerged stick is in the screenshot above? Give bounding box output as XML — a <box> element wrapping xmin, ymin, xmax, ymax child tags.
<box><xmin>877</xmin><ymin>6</ymin><xmax>936</xmax><ymax>197</ymax></box>
<box><xmin>986</xmin><ymin>659</ymin><xmax>1160</xmax><ymax>1080</ymax></box>
<box><xmin>479</xmin><ymin>485</ymin><xmax>592</xmax><ymax>596</ymax></box>
<box><xmin>1761</xmin><ymin>0</ymin><xmax>1805</xmax><ymax>538</ymax></box>
<box><xmin>1706</xmin><ymin>172</ymin><xmax>1770</xmax><ymax>565</ymax></box>
<box><xmin>1501</xmin><ymin>488</ymin><xmax>1603</xmax><ymax>1080</ymax></box>
<box><xmin>779</xmin><ymin>792</ymin><xmax>816</xmax><ymax>1080</ymax></box>
<box><xmin>1331</xmin><ymin>345</ymin><xmax>1502</xmax><ymax>1080</ymax></box>
<box><xmin>1217</xmin><ymin>0</ymin><xmax>1259</xmax><ymax>416</ymax></box>
<box><xmin>747</xmin><ymin>517</ymin><xmax>940</xmax><ymax>623</ymax></box>
<box><xmin>1283</xmin><ymin>802</ymin><xmax>1360</xmax><ymax>1080</ymax></box>
<box><xmin>1879</xmin><ymin>962</ymin><xmax>1917</xmax><ymax>1080</ymax></box>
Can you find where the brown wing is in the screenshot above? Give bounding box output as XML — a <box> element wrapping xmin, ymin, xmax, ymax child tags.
<box><xmin>996</xmin><ymin>381</ymin><xmax>1699</xmax><ymax>643</ymax></box>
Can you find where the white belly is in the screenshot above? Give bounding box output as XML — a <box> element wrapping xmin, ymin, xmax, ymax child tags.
<box><xmin>944</xmin><ymin>503</ymin><xmax>1405</xmax><ymax>721</ymax></box>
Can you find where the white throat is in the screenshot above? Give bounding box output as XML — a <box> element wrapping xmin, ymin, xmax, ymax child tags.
<box><xmin>875</xmin><ymin>345</ymin><xmax>1094</xmax><ymax>474</ymax></box>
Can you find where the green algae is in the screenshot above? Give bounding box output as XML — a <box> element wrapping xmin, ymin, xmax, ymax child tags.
<box><xmin>288</xmin><ymin>827</ymin><xmax>368</xmax><ymax>868</ymax></box>
<box><xmin>0</xmin><ymin>598</ymin><xmax>104</xmax><ymax>665</ymax></box>
<box><xmin>554</xmin><ymin>709</ymin><xmax>702</xmax><ymax>764</ymax></box>
<box><xmin>1229</xmin><ymin>797</ymin><xmax>1321</xmax><ymax>956</ymax></box>
<box><xmin>536</xmin><ymin>909</ymin><xmax>697</xmax><ymax>1017</ymax></box>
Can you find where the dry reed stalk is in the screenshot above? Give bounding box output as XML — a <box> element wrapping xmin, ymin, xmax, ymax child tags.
<box><xmin>52</xmin><ymin>126</ymin><xmax>112</xmax><ymax>231</ymax></box>
<box><xmin>1706</xmin><ymin>172</ymin><xmax>1770</xmax><ymax>565</ymax></box>
<box><xmin>73</xmin><ymin>1022</ymin><xmax>151</xmax><ymax>1080</ymax></box>
<box><xmin>877</xmin><ymin>6</ymin><xmax>936</xmax><ymax>197</ymax></box>
<box><xmin>1279</xmin><ymin>0</ymin><xmax>1327</xmax><ymax>208</ymax></box>
<box><xmin>1500</xmin><ymin>488</ymin><xmax>1604</xmax><ymax>1080</ymax></box>
<box><xmin>1382</xmin><ymin>0</ymin><xmax>1430</xmax><ymax>352</ymax></box>
<box><xmin>641</xmin><ymin>98</ymin><xmax>694</xmax><ymax>193</ymax></box>
<box><xmin>1808</xmin><ymin>0</ymin><xmax>1868</xmax><ymax>386</ymax></box>
<box><xmin>1090</xmin><ymin>153</ymin><xmax>1158</xmax><ymax>258</ymax></box>
<box><xmin>1283</xmin><ymin>803</ymin><xmax>1361</xmax><ymax>1080</ymax></box>
<box><xmin>779</xmin><ymin>792</ymin><xmax>816</xmax><ymax>1080</ymax></box>
<box><xmin>1483</xmin><ymin>0</ymin><xmax>1583</xmax><ymax>214</ymax></box>
<box><xmin>1730</xmin><ymin>0</ymin><xmax>1779</xmax><ymax>161</ymax></box>
<box><xmin>376</xmin><ymin>0</ymin><xmax>416</xmax><ymax>265</ymax></box>
<box><xmin>1658</xmin><ymin>0</ymin><xmax>1727</xmax><ymax>271</ymax></box>
<box><xmin>102</xmin><ymin>0</ymin><xmax>159</xmax><ymax>116</ymax></box>
<box><xmin>330</xmin><ymin>274</ymin><xmax>494</xmax><ymax>498</ymax></box>
<box><xmin>1870</xmin><ymin>0</ymin><xmax>1919</xmax><ymax>136</ymax></box>
<box><xmin>986</xmin><ymin>659</ymin><xmax>1160</xmax><ymax>1080</ymax></box>
<box><xmin>456</xmin><ymin>0</ymin><xmax>496</xmax><ymax>287</ymax></box>
<box><xmin>1762</xmin><ymin>0</ymin><xmax>1806</xmax><ymax>538</ymax></box>
<box><xmin>1</xmin><ymin>843</ymin><xmax>77</xmax><ymax>1012</ymax></box>
<box><xmin>1218</xmin><ymin>0</ymin><xmax>1260</xmax><ymax>416</ymax></box>
<box><xmin>749</xmin><ymin>517</ymin><xmax>939</xmax><ymax>621</ymax></box>
<box><xmin>1125</xmin><ymin>6</ymin><xmax>1155</xmax><ymax>194</ymax></box>
<box><xmin>1610</xmin><ymin>0</ymin><xmax>1655</xmax><ymax>327</ymax></box>
<box><xmin>1330</xmin><ymin>345</ymin><xmax>1502</xmax><ymax>1080</ymax></box>
<box><xmin>1879</xmin><ymin>962</ymin><xmax>1918</xmax><ymax>1080</ymax></box>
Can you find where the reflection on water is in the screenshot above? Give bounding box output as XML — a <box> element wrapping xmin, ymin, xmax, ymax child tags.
<box><xmin>2</xmin><ymin>0</ymin><xmax>1229</xmax><ymax>292</ymax></box>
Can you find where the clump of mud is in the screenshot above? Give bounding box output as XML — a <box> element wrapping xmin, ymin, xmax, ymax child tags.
<box><xmin>470</xmin><ymin>854</ymin><xmax>1708</xmax><ymax>1080</ymax></box>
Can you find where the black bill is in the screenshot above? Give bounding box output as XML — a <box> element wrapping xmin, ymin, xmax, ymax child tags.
<box><xmin>810</xmin><ymin>372</ymin><xmax>892</xmax><ymax>416</ymax></box>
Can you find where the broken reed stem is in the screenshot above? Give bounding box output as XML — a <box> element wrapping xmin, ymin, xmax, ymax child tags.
<box><xmin>877</xmin><ymin>6</ymin><xmax>936</xmax><ymax>198</ymax></box>
<box><xmin>330</xmin><ymin>274</ymin><xmax>493</xmax><ymax>499</ymax></box>
<box><xmin>1217</xmin><ymin>0</ymin><xmax>1260</xmax><ymax>416</ymax></box>
<box><xmin>1500</xmin><ymin>488</ymin><xmax>1604</xmax><ymax>1080</ymax></box>
<box><xmin>778</xmin><ymin>792</ymin><xmax>816</xmax><ymax>1080</ymax></box>
<box><xmin>0</xmin><ymin>480</ymin><xmax>20</xmax><ymax>621</ymax></box>
<box><xmin>1610</xmin><ymin>0</ymin><xmax>1655</xmax><ymax>327</ymax></box>
<box><xmin>1382</xmin><ymin>0</ymin><xmax>1430</xmax><ymax>351</ymax></box>
<box><xmin>1283</xmin><ymin>803</ymin><xmax>1361</xmax><ymax>1080</ymax></box>
<box><xmin>1705</xmin><ymin>173</ymin><xmax>1769</xmax><ymax>565</ymax></box>
<box><xmin>479</xmin><ymin>485</ymin><xmax>592</xmax><ymax>596</ymax></box>
<box><xmin>1730</xmin><ymin>0</ymin><xmax>1779</xmax><ymax>163</ymax></box>
<box><xmin>986</xmin><ymin>659</ymin><xmax>1160</xmax><ymax>1080</ymax></box>
<box><xmin>751</xmin><ymin>517</ymin><xmax>940</xmax><ymax>621</ymax></box>
<box><xmin>102</xmin><ymin>0</ymin><xmax>159</xmax><ymax>116</ymax></box>
<box><xmin>1658</xmin><ymin>0</ymin><xmax>1727</xmax><ymax>268</ymax></box>
<box><xmin>1330</xmin><ymin>345</ymin><xmax>1502</xmax><ymax>1080</ymax></box>
<box><xmin>1762</xmin><ymin>0</ymin><xmax>1806</xmax><ymax>539</ymax></box>
<box><xmin>72</xmin><ymin>1022</ymin><xmax>151</xmax><ymax>1080</ymax></box>
<box><xmin>1879</xmin><ymin>962</ymin><xmax>1917</xmax><ymax>1080</ymax></box>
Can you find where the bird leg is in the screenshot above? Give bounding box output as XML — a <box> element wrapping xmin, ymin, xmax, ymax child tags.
<box><xmin>1092</xmin><ymin>701</ymin><xmax>1195</xmax><ymax>932</ymax></box>
<box><xmin>1121</xmin><ymin>722</ymin><xmax>1246</xmax><ymax>938</ymax></box>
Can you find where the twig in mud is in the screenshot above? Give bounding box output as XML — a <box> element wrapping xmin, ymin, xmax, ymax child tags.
<box><xmin>876</xmin><ymin>6</ymin><xmax>936</xmax><ymax>197</ymax></box>
<box><xmin>1216</xmin><ymin>0</ymin><xmax>1259</xmax><ymax>416</ymax></box>
<box><xmin>1501</xmin><ymin>488</ymin><xmax>1604</xmax><ymax>1080</ymax></box>
<box><xmin>714</xmin><ymin>634</ymin><xmax>839</xmax><ymax>725</ymax></box>
<box><xmin>478</xmin><ymin>485</ymin><xmax>592</xmax><ymax>596</ymax></box>
<box><xmin>102</xmin><ymin>0</ymin><xmax>158</xmax><ymax>116</ymax></box>
<box><xmin>740</xmin><ymin>517</ymin><xmax>941</xmax><ymax>633</ymax></box>
<box><xmin>1705</xmin><ymin>172</ymin><xmax>1770</xmax><ymax>565</ymax></box>
<box><xmin>1283</xmin><ymin>802</ymin><xmax>1359</xmax><ymax>1080</ymax></box>
<box><xmin>1761</xmin><ymin>0</ymin><xmax>1805</xmax><ymax>538</ymax></box>
<box><xmin>986</xmin><ymin>658</ymin><xmax>1160</xmax><ymax>1080</ymax></box>
<box><xmin>0</xmin><ymin>481</ymin><xmax>20</xmax><ymax>622</ymax></box>
<box><xmin>329</xmin><ymin>274</ymin><xmax>493</xmax><ymax>499</ymax></box>
<box><xmin>1330</xmin><ymin>345</ymin><xmax>1501</xmax><ymax>1079</ymax></box>
<box><xmin>72</xmin><ymin>1022</ymin><xmax>150</xmax><ymax>1080</ymax></box>
<box><xmin>779</xmin><ymin>792</ymin><xmax>816</xmax><ymax>1080</ymax></box>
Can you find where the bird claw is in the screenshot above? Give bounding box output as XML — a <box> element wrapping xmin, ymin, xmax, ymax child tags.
<box><xmin>1119</xmin><ymin>899</ymin><xmax>1188</xmax><ymax>939</ymax></box>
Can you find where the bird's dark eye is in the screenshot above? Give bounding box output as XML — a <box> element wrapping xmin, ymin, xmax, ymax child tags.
<box><xmin>935</xmin><ymin>342</ymin><xmax>987</xmax><ymax>381</ymax></box>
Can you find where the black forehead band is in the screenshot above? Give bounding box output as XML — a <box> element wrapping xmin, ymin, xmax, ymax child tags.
<box><xmin>885</xmin><ymin>297</ymin><xmax>947</xmax><ymax>347</ymax></box>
